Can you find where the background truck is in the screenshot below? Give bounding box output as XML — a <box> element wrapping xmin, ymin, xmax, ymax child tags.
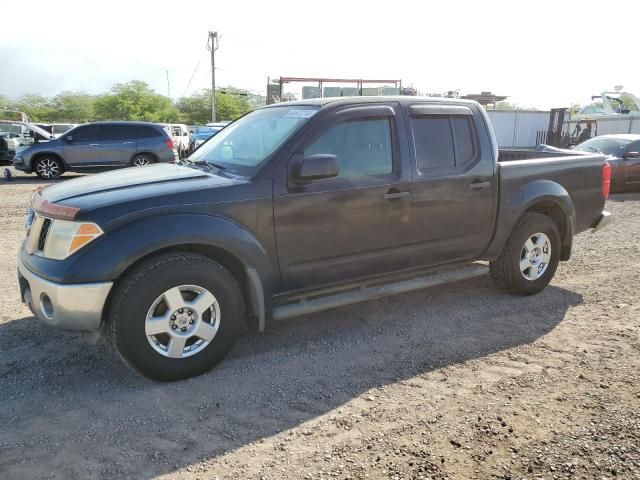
<box><xmin>17</xmin><ymin>97</ymin><xmax>611</xmax><ymax>381</ymax></box>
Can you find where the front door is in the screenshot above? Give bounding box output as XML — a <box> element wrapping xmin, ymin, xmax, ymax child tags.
<box><xmin>274</xmin><ymin>104</ymin><xmax>413</xmax><ymax>291</ymax></box>
<box><xmin>63</xmin><ymin>124</ymin><xmax>103</xmax><ymax>167</ymax></box>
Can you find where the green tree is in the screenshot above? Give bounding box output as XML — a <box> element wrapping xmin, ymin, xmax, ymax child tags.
<box><xmin>13</xmin><ymin>94</ymin><xmax>57</xmax><ymax>122</ymax></box>
<box><xmin>0</xmin><ymin>94</ymin><xmax>11</xmax><ymax>110</ymax></box>
<box><xmin>175</xmin><ymin>89</ymin><xmax>212</xmax><ymax>124</ymax></box>
<box><xmin>94</xmin><ymin>80</ymin><xmax>177</xmax><ymax>122</ymax></box>
<box><xmin>176</xmin><ymin>87</ymin><xmax>254</xmax><ymax>124</ymax></box>
<box><xmin>51</xmin><ymin>91</ymin><xmax>96</xmax><ymax>122</ymax></box>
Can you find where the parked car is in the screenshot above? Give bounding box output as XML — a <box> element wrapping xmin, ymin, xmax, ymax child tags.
<box><xmin>538</xmin><ymin>134</ymin><xmax>640</xmax><ymax>192</ymax></box>
<box><xmin>572</xmin><ymin>135</ymin><xmax>640</xmax><ymax>192</ymax></box>
<box><xmin>13</xmin><ymin>121</ymin><xmax>175</xmax><ymax>179</ymax></box>
<box><xmin>1</xmin><ymin>120</ymin><xmax>53</xmax><ymax>153</ymax></box>
<box><xmin>163</xmin><ymin>123</ymin><xmax>190</xmax><ymax>158</ymax></box>
<box><xmin>17</xmin><ymin>97</ymin><xmax>610</xmax><ymax>381</ymax></box>
<box><xmin>191</xmin><ymin>125</ymin><xmax>223</xmax><ymax>149</ymax></box>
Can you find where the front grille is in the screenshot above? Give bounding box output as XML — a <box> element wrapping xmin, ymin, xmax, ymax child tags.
<box><xmin>38</xmin><ymin>218</ymin><xmax>52</xmax><ymax>251</ymax></box>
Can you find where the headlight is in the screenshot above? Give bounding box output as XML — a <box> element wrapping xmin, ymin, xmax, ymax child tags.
<box><xmin>43</xmin><ymin>220</ymin><xmax>103</xmax><ymax>260</ymax></box>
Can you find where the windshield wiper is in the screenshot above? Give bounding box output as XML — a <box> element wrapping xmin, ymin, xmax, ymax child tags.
<box><xmin>204</xmin><ymin>161</ymin><xmax>226</xmax><ymax>170</ymax></box>
<box><xmin>181</xmin><ymin>158</ymin><xmax>228</xmax><ymax>174</ymax></box>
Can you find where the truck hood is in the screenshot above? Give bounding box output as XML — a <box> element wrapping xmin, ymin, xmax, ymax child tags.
<box><xmin>41</xmin><ymin>163</ymin><xmax>215</xmax><ymax>204</ymax></box>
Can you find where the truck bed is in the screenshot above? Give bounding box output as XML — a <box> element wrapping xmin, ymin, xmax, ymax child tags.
<box><xmin>496</xmin><ymin>151</ymin><xmax>606</xmax><ymax>237</ymax></box>
<box><xmin>498</xmin><ymin>149</ymin><xmax>583</xmax><ymax>162</ymax></box>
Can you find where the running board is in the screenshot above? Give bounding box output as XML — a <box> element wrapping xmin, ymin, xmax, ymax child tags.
<box><xmin>271</xmin><ymin>263</ymin><xmax>489</xmax><ymax>321</ymax></box>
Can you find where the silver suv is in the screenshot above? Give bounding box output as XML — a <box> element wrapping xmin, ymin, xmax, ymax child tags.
<box><xmin>13</xmin><ymin>121</ymin><xmax>176</xmax><ymax>179</ymax></box>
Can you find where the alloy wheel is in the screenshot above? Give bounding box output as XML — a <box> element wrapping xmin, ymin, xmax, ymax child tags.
<box><xmin>519</xmin><ymin>232</ymin><xmax>551</xmax><ymax>281</ymax></box>
<box><xmin>145</xmin><ymin>285</ymin><xmax>220</xmax><ymax>358</ymax></box>
<box><xmin>36</xmin><ymin>159</ymin><xmax>60</xmax><ymax>179</ymax></box>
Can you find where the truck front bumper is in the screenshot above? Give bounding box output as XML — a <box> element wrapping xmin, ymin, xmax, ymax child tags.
<box><xmin>18</xmin><ymin>257</ymin><xmax>113</xmax><ymax>331</ymax></box>
<box><xmin>591</xmin><ymin>211</ymin><xmax>611</xmax><ymax>233</ymax></box>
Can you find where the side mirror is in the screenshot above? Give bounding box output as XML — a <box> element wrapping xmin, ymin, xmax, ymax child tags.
<box><xmin>623</xmin><ymin>151</ymin><xmax>640</xmax><ymax>159</ymax></box>
<box><xmin>296</xmin><ymin>154</ymin><xmax>339</xmax><ymax>181</ymax></box>
<box><xmin>64</xmin><ymin>135</ymin><xmax>73</xmax><ymax>143</ymax></box>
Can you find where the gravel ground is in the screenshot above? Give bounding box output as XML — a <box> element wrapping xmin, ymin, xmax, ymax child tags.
<box><xmin>0</xmin><ymin>168</ymin><xmax>638</xmax><ymax>480</ymax></box>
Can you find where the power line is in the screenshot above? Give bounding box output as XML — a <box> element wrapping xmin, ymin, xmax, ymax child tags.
<box><xmin>182</xmin><ymin>58</ymin><xmax>202</xmax><ymax>98</ymax></box>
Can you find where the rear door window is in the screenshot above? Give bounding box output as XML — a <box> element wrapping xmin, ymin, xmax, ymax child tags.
<box><xmin>450</xmin><ymin>116</ymin><xmax>476</xmax><ymax>167</ymax></box>
<box><xmin>411</xmin><ymin>116</ymin><xmax>455</xmax><ymax>170</ymax></box>
<box><xmin>410</xmin><ymin>113</ymin><xmax>477</xmax><ymax>172</ymax></box>
<box><xmin>99</xmin><ymin>125</ymin><xmax>133</xmax><ymax>141</ymax></box>
<box><xmin>131</xmin><ymin>125</ymin><xmax>161</xmax><ymax>139</ymax></box>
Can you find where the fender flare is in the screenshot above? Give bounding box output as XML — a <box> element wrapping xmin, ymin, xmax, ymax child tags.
<box><xmin>65</xmin><ymin>213</ymin><xmax>275</xmax><ymax>330</ymax></box>
<box><xmin>483</xmin><ymin>180</ymin><xmax>576</xmax><ymax>260</ymax></box>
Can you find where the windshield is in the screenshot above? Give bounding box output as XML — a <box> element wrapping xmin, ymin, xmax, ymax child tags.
<box><xmin>580</xmin><ymin>104</ymin><xmax>605</xmax><ymax>115</ymax></box>
<box><xmin>193</xmin><ymin>127</ymin><xmax>219</xmax><ymax>139</ymax></box>
<box><xmin>188</xmin><ymin>106</ymin><xmax>319</xmax><ymax>175</ymax></box>
<box><xmin>575</xmin><ymin>137</ymin><xmax>632</xmax><ymax>157</ymax></box>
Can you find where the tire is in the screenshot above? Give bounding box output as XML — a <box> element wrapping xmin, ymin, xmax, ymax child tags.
<box><xmin>131</xmin><ymin>154</ymin><xmax>154</xmax><ymax>167</ymax></box>
<box><xmin>34</xmin><ymin>156</ymin><xmax>63</xmax><ymax>180</ymax></box>
<box><xmin>109</xmin><ymin>253</ymin><xmax>244</xmax><ymax>381</ymax></box>
<box><xmin>490</xmin><ymin>212</ymin><xmax>561</xmax><ymax>296</ymax></box>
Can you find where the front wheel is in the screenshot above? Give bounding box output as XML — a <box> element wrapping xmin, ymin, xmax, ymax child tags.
<box><xmin>109</xmin><ymin>253</ymin><xmax>244</xmax><ymax>381</ymax></box>
<box><xmin>34</xmin><ymin>157</ymin><xmax>63</xmax><ymax>180</ymax></box>
<box><xmin>490</xmin><ymin>212</ymin><xmax>561</xmax><ymax>295</ymax></box>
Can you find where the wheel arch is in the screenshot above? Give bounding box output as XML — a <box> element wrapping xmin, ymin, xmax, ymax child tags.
<box><xmin>72</xmin><ymin>214</ymin><xmax>274</xmax><ymax>333</ymax></box>
<box><xmin>105</xmin><ymin>243</ymin><xmax>266</xmax><ymax>332</ymax></box>
<box><xmin>31</xmin><ymin>151</ymin><xmax>67</xmax><ymax>170</ymax></box>
<box><xmin>130</xmin><ymin>151</ymin><xmax>159</xmax><ymax>164</ymax></box>
<box><xmin>483</xmin><ymin>180</ymin><xmax>576</xmax><ymax>261</ymax></box>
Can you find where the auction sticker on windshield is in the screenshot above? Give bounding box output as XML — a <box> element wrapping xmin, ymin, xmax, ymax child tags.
<box><xmin>283</xmin><ymin>109</ymin><xmax>317</xmax><ymax>119</ymax></box>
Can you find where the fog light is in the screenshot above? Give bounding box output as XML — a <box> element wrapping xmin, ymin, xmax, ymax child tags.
<box><xmin>40</xmin><ymin>293</ymin><xmax>54</xmax><ymax>320</ymax></box>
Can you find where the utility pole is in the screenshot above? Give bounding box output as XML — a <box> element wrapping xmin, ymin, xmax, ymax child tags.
<box><xmin>207</xmin><ymin>30</ymin><xmax>219</xmax><ymax>123</ymax></box>
<box><xmin>166</xmin><ymin>70</ymin><xmax>171</xmax><ymax>99</ymax></box>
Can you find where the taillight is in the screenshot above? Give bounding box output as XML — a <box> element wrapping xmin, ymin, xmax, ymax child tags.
<box><xmin>602</xmin><ymin>162</ymin><xmax>611</xmax><ymax>200</ymax></box>
<box><xmin>165</xmin><ymin>138</ymin><xmax>174</xmax><ymax>149</ymax></box>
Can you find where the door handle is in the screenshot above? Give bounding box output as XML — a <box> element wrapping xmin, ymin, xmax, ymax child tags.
<box><xmin>89</xmin><ymin>144</ymin><xmax>100</xmax><ymax>147</ymax></box>
<box><xmin>382</xmin><ymin>191</ymin><xmax>410</xmax><ymax>200</ymax></box>
<box><xmin>468</xmin><ymin>181</ymin><xmax>490</xmax><ymax>190</ymax></box>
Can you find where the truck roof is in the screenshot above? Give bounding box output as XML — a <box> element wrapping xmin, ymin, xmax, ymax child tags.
<box><xmin>264</xmin><ymin>95</ymin><xmax>479</xmax><ymax>109</ymax></box>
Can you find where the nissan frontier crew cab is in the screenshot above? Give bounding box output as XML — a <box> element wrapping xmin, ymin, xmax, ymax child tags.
<box><xmin>17</xmin><ymin>97</ymin><xmax>612</xmax><ymax>381</ymax></box>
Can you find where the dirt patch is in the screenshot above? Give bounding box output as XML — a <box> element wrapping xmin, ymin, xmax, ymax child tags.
<box><xmin>0</xmin><ymin>168</ymin><xmax>638</xmax><ymax>479</ymax></box>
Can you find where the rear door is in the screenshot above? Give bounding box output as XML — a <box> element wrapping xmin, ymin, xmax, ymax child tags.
<box><xmin>406</xmin><ymin>104</ymin><xmax>496</xmax><ymax>266</ymax></box>
<box><xmin>63</xmin><ymin>124</ymin><xmax>103</xmax><ymax>167</ymax></box>
<box><xmin>274</xmin><ymin>103</ymin><xmax>413</xmax><ymax>291</ymax></box>
<box><xmin>98</xmin><ymin>125</ymin><xmax>137</xmax><ymax>166</ymax></box>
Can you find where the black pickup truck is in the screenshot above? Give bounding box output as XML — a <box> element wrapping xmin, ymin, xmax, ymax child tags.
<box><xmin>18</xmin><ymin>97</ymin><xmax>611</xmax><ymax>380</ymax></box>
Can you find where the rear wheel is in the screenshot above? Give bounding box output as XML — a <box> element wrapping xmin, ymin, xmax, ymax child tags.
<box><xmin>34</xmin><ymin>156</ymin><xmax>63</xmax><ymax>180</ymax></box>
<box><xmin>109</xmin><ymin>253</ymin><xmax>244</xmax><ymax>381</ymax></box>
<box><xmin>131</xmin><ymin>154</ymin><xmax>153</xmax><ymax>167</ymax></box>
<box><xmin>490</xmin><ymin>212</ymin><xmax>561</xmax><ymax>295</ymax></box>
